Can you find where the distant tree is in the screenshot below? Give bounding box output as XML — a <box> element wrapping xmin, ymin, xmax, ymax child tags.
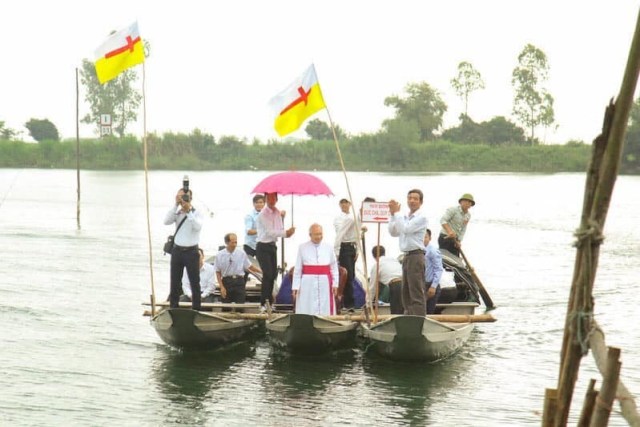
<box><xmin>440</xmin><ymin>115</ymin><xmax>483</xmax><ymax>144</ymax></box>
<box><xmin>24</xmin><ymin>118</ymin><xmax>60</xmax><ymax>142</ymax></box>
<box><xmin>512</xmin><ymin>44</ymin><xmax>555</xmax><ymax>145</ymax></box>
<box><xmin>441</xmin><ymin>115</ymin><xmax>526</xmax><ymax>145</ymax></box>
<box><xmin>0</xmin><ymin>120</ymin><xmax>17</xmax><ymax>140</ymax></box>
<box><xmin>450</xmin><ymin>61</ymin><xmax>485</xmax><ymax>118</ymax></box>
<box><xmin>622</xmin><ymin>97</ymin><xmax>640</xmax><ymax>173</ymax></box>
<box><xmin>481</xmin><ymin>116</ymin><xmax>527</xmax><ymax>145</ymax></box>
<box><xmin>218</xmin><ymin>135</ymin><xmax>244</xmax><ymax>147</ymax></box>
<box><xmin>305</xmin><ymin>119</ymin><xmax>346</xmax><ymax>140</ymax></box>
<box><xmin>79</xmin><ymin>57</ymin><xmax>143</xmax><ymax>138</ymax></box>
<box><xmin>384</xmin><ymin>82</ymin><xmax>447</xmax><ymax>142</ymax></box>
<box><xmin>378</xmin><ymin>117</ymin><xmax>420</xmax><ymax>166</ymax></box>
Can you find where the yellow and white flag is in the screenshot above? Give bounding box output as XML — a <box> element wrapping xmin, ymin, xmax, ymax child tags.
<box><xmin>269</xmin><ymin>64</ymin><xmax>326</xmax><ymax>137</ymax></box>
<box><xmin>94</xmin><ymin>22</ymin><xmax>145</xmax><ymax>84</ymax></box>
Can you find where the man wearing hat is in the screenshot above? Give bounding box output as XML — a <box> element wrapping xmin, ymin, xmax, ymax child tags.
<box><xmin>438</xmin><ymin>193</ymin><xmax>475</xmax><ymax>257</ymax></box>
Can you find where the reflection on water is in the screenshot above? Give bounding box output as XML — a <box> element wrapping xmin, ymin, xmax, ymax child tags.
<box><xmin>265</xmin><ymin>347</ymin><xmax>356</xmax><ymax>398</ymax></box>
<box><xmin>362</xmin><ymin>348</ymin><xmax>473</xmax><ymax>424</ymax></box>
<box><xmin>151</xmin><ymin>342</ymin><xmax>255</xmax><ymax>424</ymax></box>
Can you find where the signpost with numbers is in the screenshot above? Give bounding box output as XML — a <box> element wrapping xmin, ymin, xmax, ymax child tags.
<box><xmin>100</xmin><ymin>114</ymin><xmax>112</xmax><ymax>137</ymax></box>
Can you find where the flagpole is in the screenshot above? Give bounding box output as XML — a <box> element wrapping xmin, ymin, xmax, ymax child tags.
<box><xmin>141</xmin><ymin>62</ymin><xmax>156</xmax><ymax>316</ymax></box>
<box><xmin>75</xmin><ymin>67</ymin><xmax>81</xmax><ymax>231</ymax></box>
<box><xmin>324</xmin><ymin>106</ymin><xmax>371</xmax><ymax>318</ymax></box>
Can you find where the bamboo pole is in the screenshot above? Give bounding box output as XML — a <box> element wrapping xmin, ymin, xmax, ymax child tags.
<box><xmin>551</xmin><ymin>9</ymin><xmax>640</xmax><ymax>426</ymax></box>
<box><xmin>75</xmin><ymin>67</ymin><xmax>81</xmax><ymax>230</ymax></box>
<box><xmin>141</xmin><ymin>62</ymin><xmax>156</xmax><ymax>317</ymax></box>
<box><xmin>590</xmin><ymin>347</ymin><xmax>621</xmax><ymax>427</ymax></box>
<box><xmin>542</xmin><ymin>388</ymin><xmax>558</xmax><ymax>427</ymax></box>
<box><xmin>589</xmin><ymin>324</ymin><xmax>640</xmax><ymax>425</ymax></box>
<box><xmin>321</xmin><ymin>80</ymin><xmax>371</xmax><ymax>314</ymax></box>
<box><xmin>578</xmin><ymin>379</ymin><xmax>597</xmax><ymax>427</ymax></box>
<box><xmin>141</xmin><ymin>308</ymin><xmax>496</xmax><ymax>323</ymax></box>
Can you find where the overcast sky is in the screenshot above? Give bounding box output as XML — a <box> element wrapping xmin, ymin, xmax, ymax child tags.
<box><xmin>2</xmin><ymin>0</ymin><xmax>639</xmax><ymax>144</ymax></box>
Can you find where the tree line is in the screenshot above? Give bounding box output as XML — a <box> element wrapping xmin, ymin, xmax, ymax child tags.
<box><xmin>2</xmin><ymin>41</ymin><xmax>640</xmax><ymax>173</ymax></box>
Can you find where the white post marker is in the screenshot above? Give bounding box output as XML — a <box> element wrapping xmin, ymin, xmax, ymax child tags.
<box><xmin>100</xmin><ymin>114</ymin><xmax>112</xmax><ymax>137</ymax></box>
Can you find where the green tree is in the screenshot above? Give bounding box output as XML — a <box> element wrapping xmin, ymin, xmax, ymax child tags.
<box><xmin>511</xmin><ymin>44</ymin><xmax>555</xmax><ymax>145</ymax></box>
<box><xmin>482</xmin><ymin>116</ymin><xmax>527</xmax><ymax>145</ymax></box>
<box><xmin>305</xmin><ymin>119</ymin><xmax>346</xmax><ymax>140</ymax></box>
<box><xmin>25</xmin><ymin>118</ymin><xmax>60</xmax><ymax>142</ymax></box>
<box><xmin>79</xmin><ymin>58</ymin><xmax>142</xmax><ymax>137</ymax></box>
<box><xmin>450</xmin><ymin>61</ymin><xmax>485</xmax><ymax>118</ymax></box>
<box><xmin>441</xmin><ymin>115</ymin><xmax>526</xmax><ymax>146</ymax></box>
<box><xmin>384</xmin><ymin>82</ymin><xmax>447</xmax><ymax>142</ymax></box>
<box><xmin>622</xmin><ymin>97</ymin><xmax>640</xmax><ymax>173</ymax></box>
<box><xmin>0</xmin><ymin>120</ymin><xmax>17</xmax><ymax>140</ymax></box>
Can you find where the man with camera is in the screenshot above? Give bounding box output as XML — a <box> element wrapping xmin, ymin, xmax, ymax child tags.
<box><xmin>164</xmin><ymin>177</ymin><xmax>204</xmax><ymax>310</ymax></box>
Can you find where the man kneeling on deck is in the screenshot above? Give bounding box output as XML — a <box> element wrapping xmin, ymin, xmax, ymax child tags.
<box><xmin>215</xmin><ymin>233</ymin><xmax>261</xmax><ymax>312</ymax></box>
<box><xmin>292</xmin><ymin>224</ymin><xmax>340</xmax><ymax>316</ymax></box>
<box><xmin>181</xmin><ymin>248</ymin><xmax>216</xmax><ymax>304</ymax></box>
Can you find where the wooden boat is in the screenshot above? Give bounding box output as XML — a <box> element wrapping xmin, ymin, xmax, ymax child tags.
<box><xmin>151</xmin><ymin>307</ymin><xmax>258</xmax><ymax>350</ymax></box>
<box><xmin>361</xmin><ymin>302</ymin><xmax>478</xmax><ymax>362</ymax></box>
<box><xmin>266</xmin><ymin>313</ymin><xmax>359</xmax><ymax>355</ymax></box>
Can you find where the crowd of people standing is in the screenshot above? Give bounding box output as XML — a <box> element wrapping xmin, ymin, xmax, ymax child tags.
<box><xmin>164</xmin><ymin>177</ymin><xmax>475</xmax><ymax>317</ymax></box>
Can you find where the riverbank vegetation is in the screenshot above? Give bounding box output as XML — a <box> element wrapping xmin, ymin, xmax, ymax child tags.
<box><xmin>2</xmin><ymin>42</ymin><xmax>640</xmax><ymax>173</ymax></box>
<box><xmin>0</xmin><ymin>132</ymin><xmax>592</xmax><ymax>173</ymax></box>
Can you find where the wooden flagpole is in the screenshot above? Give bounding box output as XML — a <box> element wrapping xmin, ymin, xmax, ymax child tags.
<box><xmin>141</xmin><ymin>62</ymin><xmax>157</xmax><ymax>316</ymax></box>
<box><xmin>323</xmin><ymin>103</ymin><xmax>371</xmax><ymax>320</ymax></box>
<box><xmin>75</xmin><ymin>68</ymin><xmax>81</xmax><ymax>230</ymax></box>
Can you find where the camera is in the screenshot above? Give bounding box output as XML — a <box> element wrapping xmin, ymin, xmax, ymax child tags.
<box><xmin>181</xmin><ymin>175</ymin><xmax>190</xmax><ymax>202</ymax></box>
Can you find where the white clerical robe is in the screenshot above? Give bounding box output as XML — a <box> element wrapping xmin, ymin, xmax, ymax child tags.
<box><xmin>292</xmin><ymin>240</ymin><xmax>339</xmax><ymax>315</ymax></box>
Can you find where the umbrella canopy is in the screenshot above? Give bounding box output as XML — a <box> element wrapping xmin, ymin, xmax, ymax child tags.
<box><xmin>251</xmin><ymin>171</ymin><xmax>333</xmax><ymax>196</ymax></box>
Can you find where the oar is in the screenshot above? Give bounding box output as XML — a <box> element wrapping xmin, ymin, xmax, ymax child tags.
<box><xmin>459</xmin><ymin>248</ymin><xmax>496</xmax><ymax>310</ymax></box>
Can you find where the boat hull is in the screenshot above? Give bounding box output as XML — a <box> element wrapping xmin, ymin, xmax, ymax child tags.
<box><xmin>266</xmin><ymin>313</ymin><xmax>358</xmax><ymax>355</ymax></box>
<box><xmin>151</xmin><ymin>308</ymin><xmax>258</xmax><ymax>350</ymax></box>
<box><xmin>362</xmin><ymin>315</ymin><xmax>474</xmax><ymax>362</ymax></box>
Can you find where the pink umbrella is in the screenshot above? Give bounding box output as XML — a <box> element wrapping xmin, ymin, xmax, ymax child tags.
<box><xmin>251</xmin><ymin>171</ymin><xmax>333</xmax><ymax>196</ymax></box>
<box><xmin>252</xmin><ymin>171</ymin><xmax>333</xmax><ymax>274</ymax></box>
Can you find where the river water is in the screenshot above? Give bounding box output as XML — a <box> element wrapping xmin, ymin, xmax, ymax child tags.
<box><xmin>0</xmin><ymin>169</ymin><xmax>638</xmax><ymax>426</ymax></box>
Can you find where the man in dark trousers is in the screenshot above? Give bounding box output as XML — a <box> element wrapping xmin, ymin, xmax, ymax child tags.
<box><xmin>333</xmin><ymin>198</ymin><xmax>357</xmax><ymax>310</ymax></box>
<box><xmin>164</xmin><ymin>185</ymin><xmax>204</xmax><ymax>310</ymax></box>
<box><xmin>256</xmin><ymin>192</ymin><xmax>295</xmax><ymax>311</ymax></box>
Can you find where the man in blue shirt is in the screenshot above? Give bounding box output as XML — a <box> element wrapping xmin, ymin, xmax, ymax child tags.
<box><xmin>244</xmin><ymin>194</ymin><xmax>265</xmax><ymax>257</ymax></box>
<box><xmin>424</xmin><ymin>229</ymin><xmax>443</xmax><ymax>314</ymax></box>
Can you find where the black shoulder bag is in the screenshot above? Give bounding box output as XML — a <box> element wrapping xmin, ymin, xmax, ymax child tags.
<box><xmin>163</xmin><ymin>215</ymin><xmax>188</xmax><ymax>255</ymax></box>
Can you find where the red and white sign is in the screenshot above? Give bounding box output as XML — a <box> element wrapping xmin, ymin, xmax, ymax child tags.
<box><xmin>361</xmin><ymin>201</ymin><xmax>391</xmax><ymax>223</ymax></box>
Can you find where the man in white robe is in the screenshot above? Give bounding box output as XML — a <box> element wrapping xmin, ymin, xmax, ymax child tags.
<box><xmin>292</xmin><ymin>224</ymin><xmax>339</xmax><ymax>315</ymax></box>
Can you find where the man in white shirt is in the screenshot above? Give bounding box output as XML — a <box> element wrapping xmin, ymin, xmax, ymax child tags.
<box><xmin>181</xmin><ymin>249</ymin><xmax>216</xmax><ymax>303</ymax></box>
<box><xmin>215</xmin><ymin>233</ymin><xmax>262</xmax><ymax>310</ymax></box>
<box><xmin>388</xmin><ymin>189</ymin><xmax>428</xmax><ymax>316</ymax></box>
<box><xmin>369</xmin><ymin>245</ymin><xmax>404</xmax><ymax>314</ymax></box>
<box><xmin>164</xmin><ymin>185</ymin><xmax>204</xmax><ymax>310</ymax></box>
<box><xmin>333</xmin><ymin>198</ymin><xmax>357</xmax><ymax>309</ymax></box>
<box><xmin>292</xmin><ymin>224</ymin><xmax>339</xmax><ymax>315</ymax></box>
